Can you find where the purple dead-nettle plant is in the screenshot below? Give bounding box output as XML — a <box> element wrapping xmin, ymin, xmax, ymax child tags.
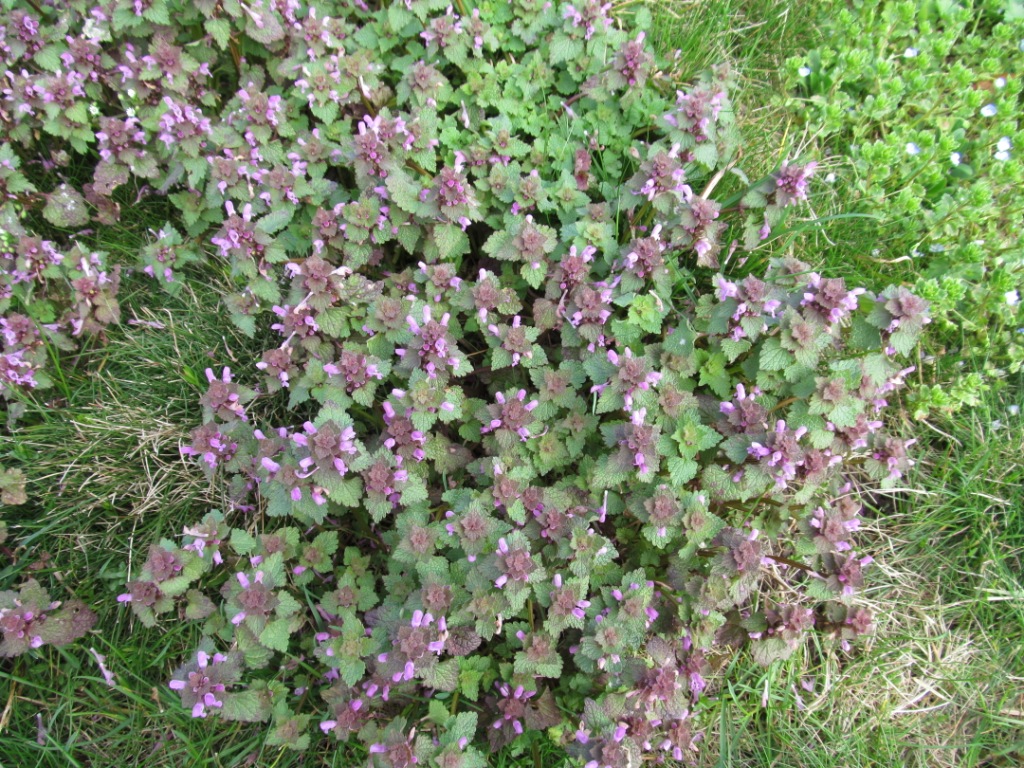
<box><xmin>679</xmin><ymin>194</ymin><xmax>726</xmax><ymax>267</ymax></box>
<box><xmin>747</xmin><ymin>420</ymin><xmax>811</xmax><ymax>489</ymax></box>
<box><xmin>256</xmin><ymin>346</ymin><xmax>299</xmax><ymax>392</ymax></box>
<box><xmin>1</xmin><ymin>579</ymin><xmax>97</xmax><ymax>658</ymax></box>
<box><xmin>831</xmin><ymin>553</ymin><xmax>875</xmax><ymax>597</ymax></box>
<box><xmin>599</xmin><ymin>347</ymin><xmax>663</xmax><ymax>411</ymax></box>
<box><xmin>381</xmin><ymin>401</ymin><xmax>427</xmax><ymax>463</ymax></box>
<box><xmin>716</xmin><ymin>382</ymin><xmax>765</xmax><ymax>436</ymax></box>
<box><xmin>774</xmin><ymin>161</ymin><xmax>818</xmax><ymax>208</ymax></box>
<box><xmin>869</xmin><ymin>434</ymin><xmax>917</xmax><ymax>481</ymax></box>
<box><xmin>486</xmin><ymin>314</ymin><xmax>544</xmax><ymax>369</ymax></box>
<box><xmin>415</xmin><ymin>260</ymin><xmax>462</xmax><ymax>304</ymax></box>
<box><xmin>634</xmin><ymin>145</ymin><xmax>689</xmax><ymax>203</ymax></box>
<box><xmin>800</xmin><ymin>273</ymin><xmax>865</xmax><ymax>324</ymax></box>
<box><xmin>563</xmin><ymin>1</ymin><xmax>614</xmax><ymax>41</ymax></box>
<box><xmin>397</xmin><ymin>304</ymin><xmax>465</xmax><ymax>378</ymax></box>
<box><xmin>200</xmin><ymin>367</ymin><xmax>253</xmax><ymax>423</ymax></box>
<box><xmin>480</xmin><ymin>389</ymin><xmax>540</xmax><ymax>443</ymax></box>
<box><xmin>492</xmin><ymin>682</ymin><xmax>534</xmax><ymax>735</ymax></box>
<box><xmin>381</xmin><ymin>609</ymin><xmax>448</xmax><ymax>683</ymax></box>
<box><xmin>664</xmin><ymin>80</ymin><xmax>727</xmax><ymax>144</ymax></box>
<box><xmin>622</xmin><ymin>225</ymin><xmax>668</xmax><ymax>281</ymax></box>
<box><xmin>325</xmin><ymin>347</ymin><xmax>385</xmax><ymax>395</ymax></box>
<box><xmin>211</xmin><ymin>202</ymin><xmax>262</xmax><ymax>260</ymax></box>
<box><xmin>180</xmin><ymin>513</ymin><xmax>229</xmax><ymax>567</ymax></box>
<box><xmin>271</xmin><ymin>302</ymin><xmax>320</xmax><ymax>344</ymax></box>
<box><xmin>610</xmin><ymin>31</ymin><xmax>654</xmax><ymax>90</ymax></box>
<box><xmin>292</xmin><ymin>420</ymin><xmax>360</xmax><ymax>477</ymax></box>
<box><xmin>566</xmin><ymin>282</ymin><xmax>614</xmax><ymax>338</ymax></box>
<box><xmin>553</xmin><ymin>244</ymin><xmax>596</xmax><ymax>292</ymax></box>
<box><xmin>180</xmin><ymin>423</ymin><xmax>238</xmax><ymax>470</ymax></box>
<box><xmin>157</xmin><ymin>96</ymin><xmax>212</xmax><ymax>149</ymax></box>
<box><xmin>168</xmin><ymin>650</ymin><xmax>239</xmax><ymax>719</ymax></box>
<box><xmin>421</xmin><ymin>6</ymin><xmax>464</xmax><ymax>52</ymax></box>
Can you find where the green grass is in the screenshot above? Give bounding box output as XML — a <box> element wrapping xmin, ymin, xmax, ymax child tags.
<box><xmin>3</xmin><ymin>1</ymin><xmax>1023</xmax><ymax>766</ymax></box>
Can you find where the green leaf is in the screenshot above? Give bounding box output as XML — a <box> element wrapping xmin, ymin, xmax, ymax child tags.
<box><xmin>889</xmin><ymin>329</ymin><xmax>917</xmax><ymax>356</ymax></box>
<box><xmin>627</xmin><ymin>293</ymin><xmax>665</xmax><ymax>334</ymax></box>
<box><xmin>751</xmin><ymin>637</ymin><xmax>794</xmax><ymax>666</ymax></box>
<box><xmin>698</xmin><ymin>352</ymin><xmax>732</xmax><ymax>399</ymax></box>
<box><xmin>609</xmin><ymin>318</ymin><xmax>643</xmax><ymax>345</ymax></box>
<box><xmin>862</xmin><ymin>353</ymin><xmax>891</xmax><ymax>386</ymax></box>
<box><xmin>338</xmin><ymin>657</ymin><xmax>366</xmax><ymax>687</ymax></box>
<box><xmin>43</xmin><ymin>185</ymin><xmax>89</xmax><ymax>229</ymax></box>
<box><xmin>828</xmin><ymin>401</ymin><xmax>863</xmax><ymax>429</ymax></box>
<box><xmin>664</xmin><ymin>321</ymin><xmax>696</xmax><ymax>355</ymax></box>
<box><xmin>421</xmin><ymin>659</ymin><xmax>460</xmax><ymax>691</ymax></box>
<box><xmin>549</xmin><ymin>35</ymin><xmax>583</xmax><ymax>65</ymax></box>
<box><xmin>259</xmin><ymin>619</ymin><xmax>293</xmax><ymax>653</ymax></box>
<box><xmin>400</xmin><ymin>476</ymin><xmax>428</xmax><ymax>506</ymax></box>
<box><xmin>33</xmin><ymin>45</ymin><xmax>65</xmax><ymax>73</ymax></box>
<box><xmin>759</xmin><ymin>338</ymin><xmax>791</xmax><ymax>371</ymax></box>
<box><xmin>386</xmin><ymin>170</ymin><xmax>423</xmax><ymax>214</ymax></box>
<box><xmin>521</xmin><ymin>261</ymin><xmax>546</xmax><ymax>289</ymax></box>
<box><xmin>721</xmin><ymin>338</ymin><xmax>752</xmax><ymax>363</ymax></box>
<box><xmin>249</xmin><ymin>278</ymin><xmax>281</xmax><ymax>303</ymax></box>
<box><xmin>849</xmin><ymin>316</ymin><xmax>882</xmax><ymax>350</ymax></box>
<box><xmin>388</xmin><ymin>2</ymin><xmax>414</xmax><ymax>30</ymax></box>
<box><xmin>433</xmin><ymin>223</ymin><xmax>468</xmax><ymax>260</ymax></box>
<box><xmin>667</xmin><ymin>457</ymin><xmax>699</xmax><ymax>487</ymax></box>
<box><xmin>143</xmin><ymin>0</ymin><xmax>170</xmax><ymax>24</ymax></box>
<box><xmin>312</xmin><ymin>531</ymin><xmax>339</xmax><ymax>558</ymax></box>
<box><xmin>26</xmin><ymin>300</ymin><xmax>56</xmax><ymax>323</ymax></box>
<box><xmin>449</xmin><ymin>712</ymin><xmax>478</xmax><ymax>743</ymax></box>
<box><xmin>310</xmin><ymin>100</ymin><xmax>339</xmax><ymax>124</ymax></box>
<box><xmin>264</xmin><ymin>484</ymin><xmax>293</xmax><ymax>517</ymax></box>
<box><xmin>230</xmin><ymin>311</ymin><xmax>256</xmax><ymax>338</ymax></box>
<box><xmin>327</xmin><ymin>476</ymin><xmax>363</xmax><ymax>507</ymax></box>
<box><xmin>317</xmin><ymin>308</ymin><xmax>350</xmax><ymax>338</ymax></box>
<box><xmin>276</xmin><ymin>591</ymin><xmax>302</xmax><ymax>618</ymax></box>
<box><xmin>159</xmin><ymin>575</ymin><xmax>193</xmax><ymax>598</ymax></box>
<box><xmin>205</xmin><ymin>18</ymin><xmax>232</xmax><ymax>49</ymax></box>
<box><xmin>258</xmin><ymin>207</ymin><xmax>295</xmax><ymax>235</ymax></box>
<box><xmin>230</xmin><ymin>529</ymin><xmax>257</xmax><ymax>555</ymax></box>
<box><xmin>221</xmin><ymin>690</ymin><xmax>271</xmax><ymax>722</ymax></box>
<box><xmin>458</xmin><ymin>656</ymin><xmax>490</xmax><ymax>702</ymax></box>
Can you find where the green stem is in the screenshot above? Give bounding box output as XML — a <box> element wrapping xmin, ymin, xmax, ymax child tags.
<box><xmin>405</xmin><ymin>159</ymin><xmax>433</xmax><ymax>179</ymax></box>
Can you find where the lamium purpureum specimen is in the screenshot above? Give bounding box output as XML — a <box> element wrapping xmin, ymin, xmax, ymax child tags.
<box><xmin>0</xmin><ymin>0</ymin><xmax>928</xmax><ymax>763</ymax></box>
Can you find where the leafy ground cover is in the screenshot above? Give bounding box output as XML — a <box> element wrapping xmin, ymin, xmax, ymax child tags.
<box><xmin>0</xmin><ymin>1</ymin><xmax>1021</xmax><ymax>767</ymax></box>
